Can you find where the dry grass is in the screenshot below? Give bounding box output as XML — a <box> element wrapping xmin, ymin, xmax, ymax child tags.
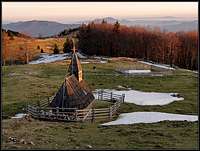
<box><xmin>110</xmin><ymin>57</ymin><xmax>138</xmax><ymax>62</ymax></box>
<box><xmin>2</xmin><ymin>32</ymin><xmax>65</xmax><ymax>64</ymax></box>
<box><xmin>108</xmin><ymin>59</ymin><xmax>151</xmax><ymax>70</ymax></box>
<box><xmin>2</xmin><ymin>118</ymin><xmax>198</xmax><ymax>150</ymax></box>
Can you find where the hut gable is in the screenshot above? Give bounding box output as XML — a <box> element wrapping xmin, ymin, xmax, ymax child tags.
<box><xmin>50</xmin><ymin>75</ymin><xmax>94</xmax><ymax>109</ymax></box>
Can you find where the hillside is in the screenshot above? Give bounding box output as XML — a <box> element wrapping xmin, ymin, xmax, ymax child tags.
<box><xmin>2</xmin><ymin>29</ymin><xmax>66</xmax><ymax>65</ymax></box>
<box><xmin>57</xmin><ymin>27</ymin><xmax>80</xmax><ymax>37</ymax></box>
<box><xmin>3</xmin><ymin>20</ymin><xmax>80</xmax><ymax>38</ymax></box>
<box><xmin>161</xmin><ymin>20</ymin><xmax>198</xmax><ymax>32</ymax></box>
<box><xmin>2</xmin><ymin>29</ymin><xmax>31</xmax><ymax>38</ymax></box>
<box><xmin>2</xmin><ymin>59</ymin><xmax>198</xmax><ymax>149</ymax></box>
<box><xmin>3</xmin><ymin>17</ymin><xmax>197</xmax><ymax>39</ymax></box>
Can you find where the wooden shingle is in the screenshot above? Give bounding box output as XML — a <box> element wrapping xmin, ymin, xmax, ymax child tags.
<box><xmin>50</xmin><ymin>48</ymin><xmax>94</xmax><ymax>109</ymax></box>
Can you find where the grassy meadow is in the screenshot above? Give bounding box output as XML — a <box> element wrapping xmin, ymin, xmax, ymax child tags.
<box><xmin>2</xmin><ymin>59</ymin><xmax>198</xmax><ymax>149</ymax></box>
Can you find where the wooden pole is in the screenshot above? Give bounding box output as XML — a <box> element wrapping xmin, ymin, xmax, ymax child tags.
<box><xmin>25</xmin><ymin>101</ymin><xmax>27</xmax><ymax>113</ymax></box>
<box><xmin>92</xmin><ymin>108</ymin><xmax>95</xmax><ymax>123</ymax></box>
<box><xmin>110</xmin><ymin>92</ymin><xmax>113</xmax><ymax>102</ymax></box>
<box><xmin>56</xmin><ymin>107</ymin><xmax>59</xmax><ymax>119</ymax></box>
<box><xmin>122</xmin><ymin>94</ymin><xmax>125</xmax><ymax>103</ymax></box>
<box><xmin>109</xmin><ymin>106</ymin><xmax>112</xmax><ymax>120</ymax></box>
<box><xmin>37</xmin><ymin>101</ymin><xmax>40</xmax><ymax>118</ymax></box>
<box><xmin>47</xmin><ymin>97</ymin><xmax>50</xmax><ymax>105</ymax></box>
<box><xmin>37</xmin><ymin>100</ymin><xmax>40</xmax><ymax>107</ymax></box>
<box><xmin>101</xmin><ymin>90</ymin><xmax>103</xmax><ymax>100</ymax></box>
<box><xmin>75</xmin><ymin>109</ymin><xmax>78</xmax><ymax>121</ymax></box>
<box><xmin>26</xmin><ymin>50</ymin><xmax>29</xmax><ymax>64</ymax></box>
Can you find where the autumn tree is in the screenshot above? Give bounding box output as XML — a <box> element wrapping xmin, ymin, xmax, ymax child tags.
<box><xmin>63</xmin><ymin>37</ymin><xmax>73</xmax><ymax>53</ymax></box>
<box><xmin>78</xmin><ymin>22</ymin><xmax>197</xmax><ymax>70</ymax></box>
<box><xmin>53</xmin><ymin>44</ymin><xmax>59</xmax><ymax>54</ymax></box>
<box><xmin>102</xmin><ymin>19</ymin><xmax>107</xmax><ymax>24</ymax></box>
<box><xmin>113</xmin><ymin>21</ymin><xmax>120</xmax><ymax>33</ymax></box>
<box><xmin>2</xmin><ymin>32</ymin><xmax>9</xmax><ymax>65</ymax></box>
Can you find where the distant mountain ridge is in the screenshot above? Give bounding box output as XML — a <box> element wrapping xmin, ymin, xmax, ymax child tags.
<box><xmin>3</xmin><ymin>17</ymin><xmax>198</xmax><ymax>38</ymax></box>
<box><xmin>2</xmin><ymin>28</ymin><xmax>31</xmax><ymax>39</ymax></box>
<box><xmin>80</xmin><ymin>17</ymin><xmax>198</xmax><ymax>32</ymax></box>
<box><xmin>78</xmin><ymin>17</ymin><xmax>118</xmax><ymax>24</ymax></box>
<box><xmin>3</xmin><ymin>20</ymin><xmax>80</xmax><ymax>38</ymax></box>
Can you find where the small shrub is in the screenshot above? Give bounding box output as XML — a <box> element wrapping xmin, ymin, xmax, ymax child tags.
<box><xmin>63</xmin><ymin>38</ymin><xmax>73</xmax><ymax>53</ymax></box>
<box><xmin>53</xmin><ymin>44</ymin><xmax>59</xmax><ymax>54</ymax></box>
<box><xmin>9</xmin><ymin>36</ymin><xmax>14</xmax><ymax>40</ymax></box>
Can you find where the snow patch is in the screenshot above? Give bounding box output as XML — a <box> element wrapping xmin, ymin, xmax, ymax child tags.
<box><xmin>123</xmin><ymin>70</ymin><xmax>151</xmax><ymax>74</ymax></box>
<box><xmin>100</xmin><ymin>61</ymin><xmax>108</xmax><ymax>64</ymax></box>
<box><xmin>93</xmin><ymin>56</ymin><xmax>109</xmax><ymax>60</ymax></box>
<box><xmin>11</xmin><ymin>113</ymin><xmax>27</xmax><ymax>119</ymax></box>
<box><xmin>29</xmin><ymin>53</ymin><xmax>107</xmax><ymax>64</ymax></box>
<box><xmin>77</xmin><ymin>52</ymin><xmax>87</xmax><ymax>59</ymax></box>
<box><xmin>81</xmin><ymin>61</ymin><xmax>107</xmax><ymax>64</ymax></box>
<box><xmin>29</xmin><ymin>53</ymin><xmax>70</xmax><ymax>64</ymax></box>
<box><xmin>192</xmin><ymin>71</ymin><xmax>198</xmax><ymax>74</ymax></box>
<box><xmin>94</xmin><ymin>89</ymin><xmax>184</xmax><ymax>106</ymax></box>
<box><xmin>101</xmin><ymin>112</ymin><xmax>198</xmax><ymax>125</ymax></box>
<box><xmin>183</xmin><ymin>69</ymin><xmax>198</xmax><ymax>74</ymax></box>
<box><xmin>81</xmin><ymin>61</ymin><xmax>90</xmax><ymax>64</ymax></box>
<box><xmin>139</xmin><ymin>61</ymin><xmax>175</xmax><ymax>70</ymax></box>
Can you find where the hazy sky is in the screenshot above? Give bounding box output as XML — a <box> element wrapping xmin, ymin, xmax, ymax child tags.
<box><xmin>2</xmin><ymin>2</ymin><xmax>198</xmax><ymax>24</ymax></box>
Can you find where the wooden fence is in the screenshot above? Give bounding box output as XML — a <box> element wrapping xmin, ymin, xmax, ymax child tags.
<box><xmin>27</xmin><ymin>90</ymin><xmax>125</xmax><ymax>122</ymax></box>
<box><xmin>95</xmin><ymin>90</ymin><xmax>125</xmax><ymax>103</ymax></box>
<box><xmin>76</xmin><ymin>100</ymin><xmax>122</xmax><ymax>122</ymax></box>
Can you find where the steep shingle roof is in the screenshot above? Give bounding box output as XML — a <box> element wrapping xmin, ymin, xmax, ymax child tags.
<box><xmin>50</xmin><ymin>44</ymin><xmax>94</xmax><ymax>109</ymax></box>
<box><xmin>68</xmin><ymin>52</ymin><xmax>83</xmax><ymax>82</ymax></box>
<box><xmin>50</xmin><ymin>75</ymin><xmax>94</xmax><ymax>109</ymax></box>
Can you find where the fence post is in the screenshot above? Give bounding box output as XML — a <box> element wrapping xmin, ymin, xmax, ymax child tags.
<box><xmin>110</xmin><ymin>92</ymin><xmax>113</xmax><ymax>102</ymax></box>
<box><xmin>25</xmin><ymin>101</ymin><xmax>28</xmax><ymax>114</ymax></box>
<box><xmin>48</xmin><ymin>97</ymin><xmax>50</xmax><ymax>105</ymax></box>
<box><xmin>91</xmin><ymin>108</ymin><xmax>95</xmax><ymax>123</ymax></box>
<box><xmin>37</xmin><ymin>100</ymin><xmax>40</xmax><ymax>107</ymax></box>
<box><xmin>101</xmin><ymin>90</ymin><xmax>103</xmax><ymax>100</ymax></box>
<box><xmin>122</xmin><ymin>94</ymin><xmax>125</xmax><ymax>103</ymax></box>
<box><xmin>37</xmin><ymin>107</ymin><xmax>40</xmax><ymax>118</ymax></box>
<box><xmin>37</xmin><ymin>101</ymin><xmax>41</xmax><ymax>118</ymax></box>
<box><xmin>109</xmin><ymin>106</ymin><xmax>112</xmax><ymax>120</ymax></box>
<box><xmin>75</xmin><ymin>109</ymin><xmax>78</xmax><ymax>121</ymax></box>
<box><xmin>56</xmin><ymin>107</ymin><xmax>59</xmax><ymax>119</ymax></box>
<box><xmin>27</xmin><ymin>104</ymin><xmax>29</xmax><ymax>114</ymax></box>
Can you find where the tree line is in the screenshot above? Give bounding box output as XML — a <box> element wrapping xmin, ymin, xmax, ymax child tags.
<box><xmin>78</xmin><ymin>21</ymin><xmax>198</xmax><ymax>70</ymax></box>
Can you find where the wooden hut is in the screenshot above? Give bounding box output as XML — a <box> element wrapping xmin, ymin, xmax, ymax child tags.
<box><xmin>50</xmin><ymin>41</ymin><xmax>94</xmax><ymax>109</ymax></box>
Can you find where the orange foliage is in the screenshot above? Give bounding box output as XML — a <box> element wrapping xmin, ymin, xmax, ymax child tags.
<box><xmin>79</xmin><ymin>22</ymin><xmax>198</xmax><ymax>70</ymax></box>
<box><xmin>2</xmin><ymin>30</ymin><xmax>65</xmax><ymax>65</ymax></box>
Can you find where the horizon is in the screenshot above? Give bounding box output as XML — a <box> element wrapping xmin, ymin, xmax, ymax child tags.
<box><xmin>2</xmin><ymin>2</ymin><xmax>198</xmax><ymax>24</ymax></box>
<box><xmin>2</xmin><ymin>16</ymin><xmax>198</xmax><ymax>25</ymax></box>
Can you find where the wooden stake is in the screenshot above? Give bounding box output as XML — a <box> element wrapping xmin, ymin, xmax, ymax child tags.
<box><xmin>109</xmin><ymin>106</ymin><xmax>112</xmax><ymax>120</ymax></box>
<box><xmin>92</xmin><ymin>108</ymin><xmax>95</xmax><ymax>123</ymax></box>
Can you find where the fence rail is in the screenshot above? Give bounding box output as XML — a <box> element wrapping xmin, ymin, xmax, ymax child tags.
<box><xmin>27</xmin><ymin>90</ymin><xmax>125</xmax><ymax>122</ymax></box>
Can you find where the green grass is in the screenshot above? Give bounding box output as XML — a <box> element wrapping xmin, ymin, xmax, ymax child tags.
<box><xmin>94</xmin><ymin>100</ymin><xmax>113</xmax><ymax>108</ymax></box>
<box><xmin>2</xmin><ymin>119</ymin><xmax>198</xmax><ymax>150</ymax></box>
<box><xmin>2</xmin><ymin>60</ymin><xmax>198</xmax><ymax>149</ymax></box>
